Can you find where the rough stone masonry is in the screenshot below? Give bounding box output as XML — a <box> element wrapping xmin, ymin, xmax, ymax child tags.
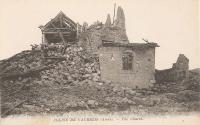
<box><xmin>38</xmin><ymin>6</ymin><xmax>160</xmax><ymax>89</ymax></box>
<box><xmin>155</xmin><ymin>54</ymin><xmax>189</xmax><ymax>83</ymax></box>
<box><xmin>97</xmin><ymin>6</ymin><xmax>159</xmax><ymax>88</ymax></box>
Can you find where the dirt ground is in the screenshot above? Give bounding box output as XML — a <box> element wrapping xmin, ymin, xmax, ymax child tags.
<box><xmin>1</xmin><ymin>47</ymin><xmax>200</xmax><ymax>117</ymax></box>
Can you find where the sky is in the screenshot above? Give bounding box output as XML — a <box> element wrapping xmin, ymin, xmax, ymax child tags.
<box><xmin>0</xmin><ymin>0</ymin><xmax>199</xmax><ymax>69</ymax></box>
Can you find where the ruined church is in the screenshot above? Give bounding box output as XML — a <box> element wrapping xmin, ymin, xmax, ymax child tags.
<box><xmin>39</xmin><ymin>6</ymin><xmax>159</xmax><ymax>88</ymax></box>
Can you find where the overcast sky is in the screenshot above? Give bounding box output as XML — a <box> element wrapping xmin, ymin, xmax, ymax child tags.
<box><xmin>0</xmin><ymin>0</ymin><xmax>199</xmax><ymax>69</ymax></box>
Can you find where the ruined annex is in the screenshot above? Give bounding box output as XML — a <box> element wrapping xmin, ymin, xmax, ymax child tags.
<box><xmin>0</xmin><ymin>6</ymin><xmax>200</xmax><ymax>117</ymax></box>
<box><xmin>39</xmin><ymin>7</ymin><xmax>159</xmax><ymax>89</ymax></box>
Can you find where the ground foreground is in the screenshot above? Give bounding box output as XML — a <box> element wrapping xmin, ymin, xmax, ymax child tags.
<box><xmin>0</xmin><ymin>46</ymin><xmax>200</xmax><ymax>117</ymax></box>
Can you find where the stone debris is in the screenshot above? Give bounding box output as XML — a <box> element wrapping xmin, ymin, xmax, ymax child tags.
<box><xmin>1</xmin><ymin>7</ymin><xmax>200</xmax><ymax>117</ymax></box>
<box><xmin>1</xmin><ymin>49</ymin><xmax>200</xmax><ymax>116</ymax></box>
<box><xmin>78</xmin><ymin>6</ymin><xmax>129</xmax><ymax>54</ymax></box>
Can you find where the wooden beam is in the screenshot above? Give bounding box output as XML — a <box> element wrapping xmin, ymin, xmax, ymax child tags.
<box><xmin>42</xmin><ymin>33</ymin><xmax>46</xmax><ymax>43</ymax></box>
<box><xmin>2</xmin><ymin>100</ymin><xmax>27</xmax><ymax>117</ymax></box>
<box><xmin>0</xmin><ymin>66</ymin><xmax>51</xmax><ymax>80</ymax></box>
<box><xmin>50</xmin><ymin>22</ymin><xmax>57</xmax><ymax>29</ymax></box>
<box><xmin>63</xmin><ymin>18</ymin><xmax>76</xmax><ymax>30</ymax></box>
<box><xmin>59</xmin><ymin>32</ymin><xmax>66</xmax><ymax>43</ymax></box>
<box><xmin>47</xmin><ymin>28</ymin><xmax>70</xmax><ymax>30</ymax></box>
<box><xmin>76</xmin><ymin>23</ymin><xmax>79</xmax><ymax>40</ymax></box>
<box><xmin>60</xmin><ymin>17</ymin><xmax>63</xmax><ymax>27</ymax></box>
<box><xmin>43</xmin><ymin>31</ymin><xmax>71</xmax><ymax>34</ymax></box>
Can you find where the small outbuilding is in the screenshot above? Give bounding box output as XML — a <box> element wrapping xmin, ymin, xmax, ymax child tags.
<box><xmin>95</xmin><ymin>6</ymin><xmax>159</xmax><ymax>88</ymax></box>
<box><xmin>99</xmin><ymin>42</ymin><xmax>159</xmax><ymax>88</ymax></box>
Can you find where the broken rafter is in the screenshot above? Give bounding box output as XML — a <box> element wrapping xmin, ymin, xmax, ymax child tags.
<box><xmin>48</xmin><ymin>20</ymin><xmax>67</xmax><ymax>44</ymax></box>
<box><xmin>0</xmin><ymin>66</ymin><xmax>52</xmax><ymax>80</ymax></box>
<box><xmin>63</xmin><ymin>18</ymin><xmax>76</xmax><ymax>30</ymax></box>
<box><xmin>59</xmin><ymin>32</ymin><xmax>67</xmax><ymax>43</ymax></box>
<box><xmin>43</xmin><ymin>31</ymin><xmax>72</xmax><ymax>34</ymax></box>
<box><xmin>50</xmin><ymin>21</ymin><xmax>57</xmax><ymax>29</ymax></box>
<box><xmin>42</xmin><ymin>11</ymin><xmax>77</xmax><ymax>32</ymax></box>
<box><xmin>50</xmin><ymin>16</ymin><xmax>75</xmax><ymax>31</ymax></box>
<box><xmin>47</xmin><ymin>28</ymin><xmax>71</xmax><ymax>30</ymax></box>
<box><xmin>2</xmin><ymin>99</ymin><xmax>27</xmax><ymax>117</ymax></box>
<box><xmin>60</xmin><ymin>16</ymin><xmax>63</xmax><ymax>27</ymax></box>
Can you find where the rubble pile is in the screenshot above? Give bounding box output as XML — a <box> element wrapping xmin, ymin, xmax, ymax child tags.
<box><xmin>40</xmin><ymin>44</ymin><xmax>101</xmax><ymax>86</ymax></box>
<box><xmin>155</xmin><ymin>54</ymin><xmax>189</xmax><ymax>83</ymax></box>
<box><xmin>0</xmin><ymin>50</ymin><xmax>42</xmax><ymax>76</ymax></box>
<box><xmin>1</xmin><ymin>44</ymin><xmax>200</xmax><ymax>117</ymax></box>
<box><xmin>1</xmin><ymin>6</ymin><xmax>200</xmax><ymax>117</ymax></box>
<box><xmin>153</xmin><ymin>69</ymin><xmax>200</xmax><ymax>93</ymax></box>
<box><xmin>0</xmin><ymin>44</ymin><xmax>100</xmax><ymax>116</ymax></box>
<box><xmin>187</xmin><ymin>70</ymin><xmax>200</xmax><ymax>92</ymax></box>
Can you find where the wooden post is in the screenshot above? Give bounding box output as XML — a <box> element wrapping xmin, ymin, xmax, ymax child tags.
<box><xmin>42</xmin><ymin>33</ymin><xmax>45</xmax><ymax>44</ymax></box>
<box><xmin>60</xmin><ymin>17</ymin><xmax>63</xmax><ymax>27</ymax></box>
<box><xmin>76</xmin><ymin>23</ymin><xmax>79</xmax><ymax>40</ymax></box>
<box><xmin>59</xmin><ymin>32</ymin><xmax>66</xmax><ymax>44</ymax></box>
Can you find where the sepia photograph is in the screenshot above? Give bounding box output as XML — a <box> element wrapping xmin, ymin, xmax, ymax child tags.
<box><xmin>0</xmin><ymin>0</ymin><xmax>200</xmax><ymax>124</ymax></box>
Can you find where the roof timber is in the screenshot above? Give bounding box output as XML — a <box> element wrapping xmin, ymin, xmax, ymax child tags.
<box><xmin>42</xmin><ymin>31</ymin><xmax>72</xmax><ymax>34</ymax></box>
<box><xmin>43</xmin><ymin>11</ymin><xmax>77</xmax><ymax>31</ymax></box>
<box><xmin>40</xmin><ymin>11</ymin><xmax>78</xmax><ymax>44</ymax></box>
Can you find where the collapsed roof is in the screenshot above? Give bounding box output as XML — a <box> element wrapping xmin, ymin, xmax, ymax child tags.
<box><xmin>102</xmin><ymin>42</ymin><xmax>159</xmax><ymax>49</ymax></box>
<box><xmin>40</xmin><ymin>11</ymin><xmax>78</xmax><ymax>44</ymax></box>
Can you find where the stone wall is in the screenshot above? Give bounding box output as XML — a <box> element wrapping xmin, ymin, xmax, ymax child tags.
<box><xmin>78</xmin><ymin>23</ymin><xmax>103</xmax><ymax>54</ymax></box>
<box><xmin>99</xmin><ymin>46</ymin><xmax>156</xmax><ymax>88</ymax></box>
<box><xmin>155</xmin><ymin>54</ymin><xmax>189</xmax><ymax>83</ymax></box>
<box><xmin>78</xmin><ymin>6</ymin><xmax>129</xmax><ymax>53</ymax></box>
<box><xmin>102</xmin><ymin>6</ymin><xmax>128</xmax><ymax>43</ymax></box>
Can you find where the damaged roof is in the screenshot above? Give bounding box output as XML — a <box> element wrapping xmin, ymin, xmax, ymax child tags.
<box><xmin>41</xmin><ymin>11</ymin><xmax>77</xmax><ymax>32</ymax></box>
<box><xmin>102</xmin><ymin>42</ymin><xmax>159</xmax><ymax>49</ymax></box>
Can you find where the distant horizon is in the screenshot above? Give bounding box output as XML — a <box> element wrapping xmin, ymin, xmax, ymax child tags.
<box><xmin>0</xmin><ymin>0</ymin><xmax>199</xmax><ymax>70</ymax></box>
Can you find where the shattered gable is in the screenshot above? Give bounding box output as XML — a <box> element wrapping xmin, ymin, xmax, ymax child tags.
<box><xmin>39</xmin><ymin>11</ymin><xmax>78</xmax><ymax>44</ymax></box>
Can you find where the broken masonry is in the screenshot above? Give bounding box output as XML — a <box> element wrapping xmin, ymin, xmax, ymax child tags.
<box><xmin>37</xmin><ymin>6</ymin><xmax>189</xmax><ymax>88</ymax></box>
